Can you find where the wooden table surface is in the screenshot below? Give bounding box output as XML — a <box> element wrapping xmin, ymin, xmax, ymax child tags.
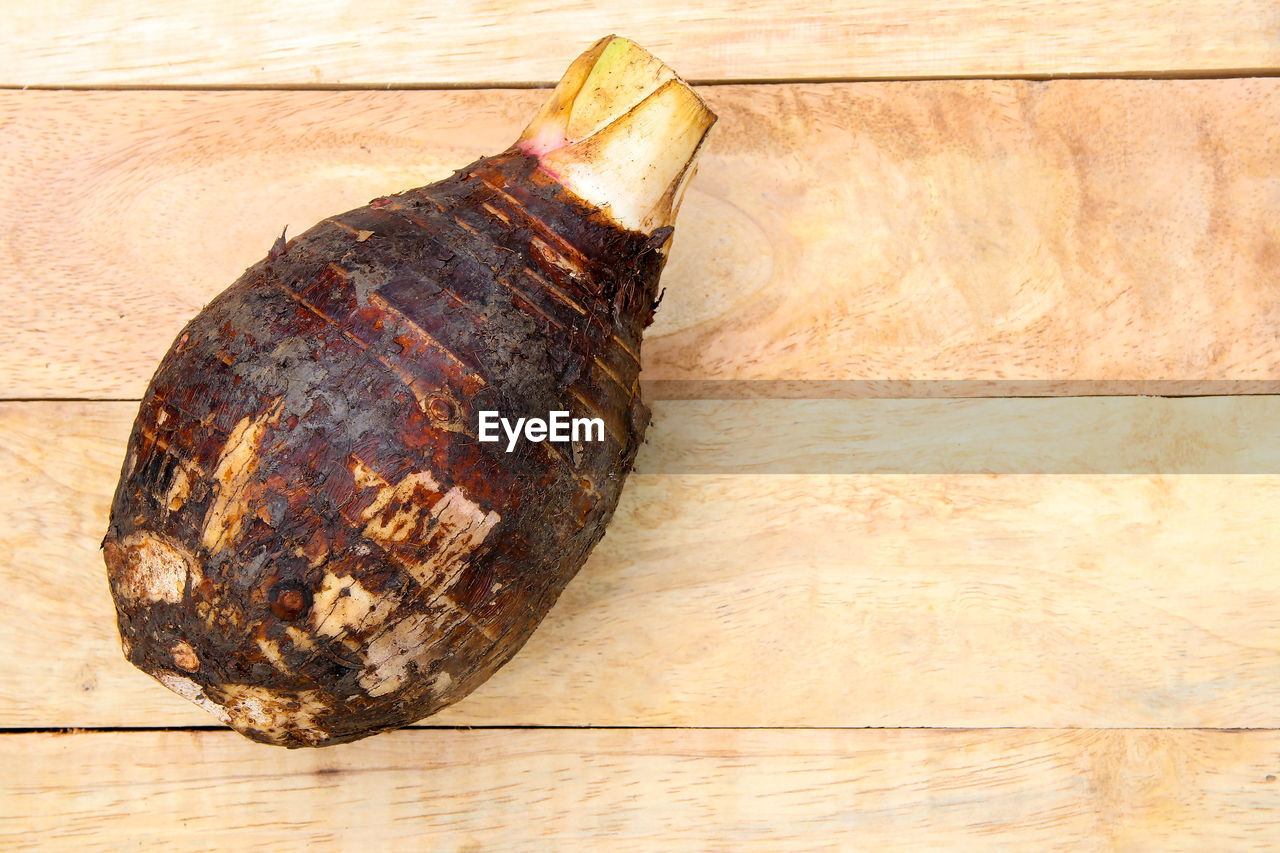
<box><xmin>4</xmin><ymin>2</ymin><xmax>1280</xmax><ymax>849</ymax></box>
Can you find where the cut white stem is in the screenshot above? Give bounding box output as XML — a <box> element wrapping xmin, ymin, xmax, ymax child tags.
<box><xmin>517</xmin><ymin>35</ymin><xmax>717</xmax><ymax>235</ymax></box>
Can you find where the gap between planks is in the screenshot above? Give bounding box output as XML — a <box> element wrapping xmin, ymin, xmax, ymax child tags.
<box><xmin>7</xmin><ymin>725</ymin><xmax>1280</xmax><ymax>733</ymax></box>
<box><xmin>5</xmin><ymin>67</ymin><xmax>1280</xmax><ymax>91</ymax></box>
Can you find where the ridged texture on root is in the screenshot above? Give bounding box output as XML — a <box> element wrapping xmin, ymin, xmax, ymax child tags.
<box><xmin>104</xmin><ymin>150</ymin><xmax>669</xmax><ymax>747</ymax></box>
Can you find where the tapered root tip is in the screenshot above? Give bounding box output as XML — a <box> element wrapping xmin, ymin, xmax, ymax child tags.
<box><xmin>517</xmin><ymin>35</ymin><xmax>717</xmax><ymax>234</ymax></box>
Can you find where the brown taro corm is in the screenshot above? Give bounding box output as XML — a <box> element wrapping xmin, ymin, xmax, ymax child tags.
<box><xmin>102</xmin><ymin>36</ymin><xmax>716</xmax><ymax>747</ymax></box>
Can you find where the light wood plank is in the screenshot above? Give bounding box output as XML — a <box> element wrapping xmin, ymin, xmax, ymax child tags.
<box><xmin>7</xmin><ymin>399</ymin><xmax>1280</xmax><ymax>729</ymax></box>
<box><xmin>7</xmin><ymin>1</ymin><xmax>1280</xmax><ymax>86</ymax></box>
<box><xmin>4</xmin><ymin>728</ymin><xmax>1280</xmax><ymax>850</ymax></box>
<box><xmin>3</xmin><ymin>80</ymin><xmax>1278</xmax><ymax>398</ymax></box>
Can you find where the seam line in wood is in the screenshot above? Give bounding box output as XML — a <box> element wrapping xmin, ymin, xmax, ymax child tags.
<box><xmin>5</xmin><ymin>68</ymin><xmax>1280</xmax><ymax>90</ymax></box>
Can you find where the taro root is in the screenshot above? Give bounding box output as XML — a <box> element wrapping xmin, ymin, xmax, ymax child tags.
<box><xmin>103</xmin><ymin>36</ymin><xmax>716</xmax><ymax>747</ymax></box>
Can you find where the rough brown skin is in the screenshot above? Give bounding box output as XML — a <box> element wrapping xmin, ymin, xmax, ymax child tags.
<box><xmin>104</xmin><ymin>149</ymin><xmax>673</xmax><ymax>747</ymax></box>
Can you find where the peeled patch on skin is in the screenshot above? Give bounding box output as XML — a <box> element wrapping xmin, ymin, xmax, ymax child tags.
<box><xmin>255</xmin><ymin>636</ymin><xmax>289</xmax><ymax>672</ymax></box>
<box><xmin>164</xmin><ymin>466</ymin><xmax>192</xmax><ymax>513</ymax></box>
<box><xmin>360</xmin><ymin>612</ymin><xmax>436</xmax><ymax>697</ymax></box>
<box><xmin>310</xmin><ymin>573</ymin><xmax>399</xmax><ymax>639</ymax></box>
<box><xmin>104</xmin><ymin>532</ymin><xmax>199</xmax><ymax>604</ymax></box>
<box><xmin>215</xmin><ymin>684</ymin><xmax>329</xmax><ymax>746</ymax></box>
<box><xmin>202</xmin><ymin>403</ymin><xmax>280</xmax><ymax>553</ymax></box>
<box><xmin>159</xmin><ymin>671</ymin><xmax>335</xmax><ymax>746</ymax></box>
<box><xmin>355</xmin><ymin>461</ymin><xmax>501</xmax><ymax>588</ymax></box>
<box><xmin>308</xmin><ymin>571</ymin><xmax>463</xmax><ymax>698</ymax></box>
<box><xmin>155</xmin><ymin>672</ymin><xmax>231</xmax><ymax>725</ymax></box>
<box><xmin>284</xmin><ymin>625</ymin><xmax>318</xmax><ymax>652</ymax></box>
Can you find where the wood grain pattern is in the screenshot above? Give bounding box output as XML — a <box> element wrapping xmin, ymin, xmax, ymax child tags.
<box><xmin>5</xmin><ymin>728</ymin><xmax>1280</xmax><ymax>851</ymax></box>
<box><xmin>3</xmin><ymin>80</ymin><xmax>1278</xmax><ymax>399</ymax></box>
<box><xmin>7</xmin><ymin>1</ymin><xmax>1280</xmax><ymax>86</ymax></box>
<box><xmin>8</xmin><ymin>400</ymin><xmax>1280</xmax><ymax>729</ymax></box>
<box><xmin>8</xmin><ymin>6</ymin><xmax>1280</xmax><ymax>845</ymax></box>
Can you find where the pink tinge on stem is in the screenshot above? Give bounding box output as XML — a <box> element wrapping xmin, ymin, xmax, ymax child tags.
<box><xmin>514</xmin><ymin>35</ymin><xmax>717</xmax><ymax>235</ymax></box>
